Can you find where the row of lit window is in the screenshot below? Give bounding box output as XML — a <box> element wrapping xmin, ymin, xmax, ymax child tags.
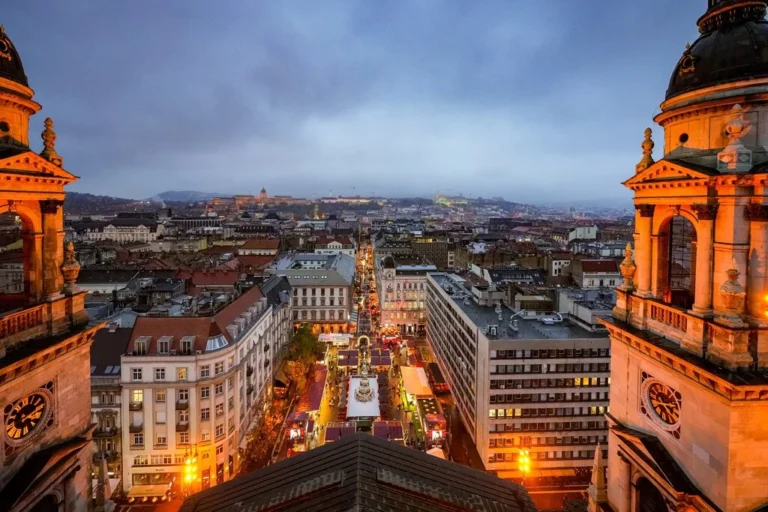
<box><xmin>292</xmin><ymin>310</ymin><xmax>346</xmax><ymax>321</ymax></box>
<box><xmin>489</xmin><ymin>377</ymin><xmax>610</xmax><ymax>390</ymax></box>
<box><xmin>490</xmin><ymin>348</ymin><xmax>610</xmax><ymax>360</ymax></box>
<box><xmin>488</xmin><ymin>434</ymin><xmax>606</xmax><ymax>448</ymax></box>
<box><xmin>130</xmin><ymin>378</ymin><xmax>234</xmax><ymax>404</ymax></box>
<box><xmin>131</xmin><ymin>419</ymin><xmax>233</xmax><ymax>448</ymax></box>
<box><xmin>488</xmin><ymin>405</ymin><xmax>608</xmax><ymax>419</ymax></box>
<box><xmin>490</xmin><ymin>391</ymin><xmax>609</xmax><ymax>403</ymax></box>
<box><xmin>487</xmin><ymin>450</ymin><xmax>606</xmax><ymax>463</ymax></box>
<box><xmin>488</xmin><ymin>420</ymin><xmax>607</xmax><ymax>433</ymax></box>
<box><xmin>490</xmin><ymin>363</ymin><xmax>609</xmax><ymax>375</ymax></box>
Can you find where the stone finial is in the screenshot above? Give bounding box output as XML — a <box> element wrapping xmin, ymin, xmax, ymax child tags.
<box><xmin>587</xmin><ymin>443</ymin><xmax>607</xmax><ymax>510</ymax></box>
<box><xmin>40</xmin><ymin>118</ymin><xmax>63</xmax><ymax>167</ymax></box>
<box><xmin>635</xmin><ymin>128</ymin><xmax>655</xmax><ymax>173</ymax></box>
<box><xmin>719</xmin><ymin>258</ymin><xmax>746</xmax><ymax>326</ymax></box>
<box><xmin>718</xmin><ymin>104</ymin><xmax>752</xmax><ymax>173</ymax></box>
<box><xmin>619</xmin><ymin>243</ymin><xmax>636</xmax><ymax>291</ymax></box>
<box><xmin>60</xmin><ymin>241</ymin><xmax>81</xmax><ymax>294</ymax></box>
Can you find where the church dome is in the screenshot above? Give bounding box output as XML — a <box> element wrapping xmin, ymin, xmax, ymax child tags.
<box><xmin>0</xmin><ymin>26</ymin><xmax>29</xmax><ymax>87</ymax></box>
<box><xmin>666</xmin><ymin>1</ymin><xmax>768</xmax><ymax>100</ymax></box>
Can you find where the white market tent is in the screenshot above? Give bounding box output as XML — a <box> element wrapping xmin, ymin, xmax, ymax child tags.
<box><xmin>427</xmin><ymin>447</ymin><xmax>447</xmax><ymax>459</ymax></box>
<box><xmin>401</xmin><ymin>366</ymin><xmax>433</xmax><ymax>398</ymax></box>
<box><xmin>347</xmin><ymin>376</ymin><xmax>381</xmax><ymax>419</ymax></box>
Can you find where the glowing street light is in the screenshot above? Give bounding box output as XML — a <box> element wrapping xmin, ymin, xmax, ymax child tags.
<box><xmin>183</xmin><ymin>447</ymin><xmax>199</xmax><ymax>496</ymax></box>
<box><xmin>518</xmin><ymin>448</ymin><xmax>531</xmax><ymax>477</ymax></box>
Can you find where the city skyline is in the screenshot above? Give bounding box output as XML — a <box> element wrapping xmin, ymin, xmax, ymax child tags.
<box><xmin>6</xmin><ymin>1</ymin><xmax>700</xmax><ymax>202</ymax></box>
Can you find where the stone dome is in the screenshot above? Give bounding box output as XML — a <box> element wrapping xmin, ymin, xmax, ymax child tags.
<box><xmin>666</xmin><ymin>1</ymin><xmax>768</xmax><ymax>100</ymax></box>
<box><xmin>0</xmin><ymin>26</ymin><xmax>29</xmax><ymax>87</ymax></box>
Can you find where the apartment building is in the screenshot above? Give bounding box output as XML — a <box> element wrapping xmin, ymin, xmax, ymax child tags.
<box><xmin>376</xmin><ymin>255</ymin><xmax>435</xmax><ymax>335</ymax></box>
<box><xmin>90</xmin><ymin>326</ymin><xmax>132</xmax><ymax>479</ymax></box>
<box><xmin>119</xmin><ymin>279</ymin><xmax>292</xmax><ymax>499</ymax></box>
<box><xmin>313</xmin><ymin>236</ymin><xmax>356</xmax><ymax>258</ymax></box>
<box><xmin>268</xmin><ymin>253</ymin><xmax>355</xmax><ymax>333</ymax></box>
<box><xmin>426</xmin><ymin>272</ymin><xmax>610</xmax><ymax>487</ymax></box>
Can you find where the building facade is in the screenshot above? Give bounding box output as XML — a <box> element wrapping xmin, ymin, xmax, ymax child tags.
<box><xmin>268</xmin><ymin>253</ymin><xmax>355</xmax><ymax>333</ymax></box>
<box><xmin>377</xmin><ymin>255</ymin><xmax>435</xmax><ymax>335</ymax></box>
<box><xmin>595</xmin><ymin>2</ymin><xmax>768</xmax><ymax>511</ymax></box>
<box><xmin>426</xmin><ymin>273</ymin><xmax>610</xmax><ymax>490</ymax></box>
<box><xmin>313</xmin><ymin>236</ymin><xmax>356</xmax><ymax>258</ymax></box>
<box><xmin>120</xmin><ymin>283</ymin><xmax>291</xmax><ymax>498</ymax></box>
<box><xmin>0</xmin><ymin>26</ymin><xmax>102</xmax><ymax>511</ymax></box>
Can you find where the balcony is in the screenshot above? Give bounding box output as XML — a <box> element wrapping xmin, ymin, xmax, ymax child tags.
<box><xmin>246</xmin><ymin>365</ymin><xmax>254</xmax><ymax>377</ymax></box>
<box><xmin>176</xmin><ymin>422</ymin><xmax>190</xmax><ymax>432</ymax></box>
<box><xmin>0</xmin><ymin>295</ymin><xmax>90</xmax><ymax>349</ymax></box>
<box><xmin>94</xmin><ymin>426</ymin><xmax>120</xmax><ymax>438</ymax></box>
<box><xmin>175</xmin><ymin>401</ymin><xmax>189</xmax><ymax>411</ymax></box>
<box><xmin>646</xmin><ymin>300</ymin><xmax>689</xmax><ymax>344</ymax></box>
<box><xmin>129</xmin><ymin>423</ymin><xmax>143</xmax><ymax>433</ymax></box>
<box><xmin>129</xmin><ymin>402</ymin><xmax>143</xmax><ymax>411</ymax></box>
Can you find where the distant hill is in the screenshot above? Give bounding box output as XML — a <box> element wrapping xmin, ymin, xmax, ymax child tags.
<box><xmin>64</xmin><ymin>192</ymin><xmax>155</xmax><ymax>215</ymax></box>
<box><xmin>155</xmin><ymin>190</ymin><xmax>222</xmax><ymax>202</ymax></box>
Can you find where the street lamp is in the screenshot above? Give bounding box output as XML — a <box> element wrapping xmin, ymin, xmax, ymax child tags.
<box><xmin>518</xmin><ymin>447</ymin><xmax>531</xmax><ymax>480</ymax></box>
<box><xmin>183</xmin><ymin>447</ymin><xmax>199</xmax><ymax>496</ymax></box>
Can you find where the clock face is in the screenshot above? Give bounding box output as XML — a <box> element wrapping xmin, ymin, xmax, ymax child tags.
<box><xmin>5</xmin><ymin>393</ymin><xmax>48</xmax><ymax>441</ymax></box>
<box><xmin>647</xmin><ymin>383</ymin><xmax>681</xmax><ymax>425</ymax></box>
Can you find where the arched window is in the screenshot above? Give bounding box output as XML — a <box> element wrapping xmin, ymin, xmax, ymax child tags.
<box><xmin>636</xmin><ymin>477</ymin><xmax>665</xmax><ymax>512</ymax></box>
<box><xmin>664</xmin><ymin>216</ymin><xmax>697</xmax><ymax>309</ymax></box>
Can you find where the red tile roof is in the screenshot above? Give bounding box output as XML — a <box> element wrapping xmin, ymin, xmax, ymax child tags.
<box><xmin>240</xmin><ymin>238</ymin><xmax>280</xmax><ymax>250</ymax></box>
<box><xmin>176</xmin><ymin>270</ymin><xmax>239</xmax><ymax>286</ymax></box>
<box><xmin>126</xmin><ymin>286</ymin><xmax>265</xmax><ymax>355</ymax></box>
<box><xmin>580</xmin><ymin>260</ymin><xmax>619</xmax><ymax>273</ymax></box>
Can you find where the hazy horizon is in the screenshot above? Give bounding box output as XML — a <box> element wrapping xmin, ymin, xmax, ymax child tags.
<box><xmin>7</xmin><ymin>1</ymin><xmax>701</xmax><ymax>202</ymax></box>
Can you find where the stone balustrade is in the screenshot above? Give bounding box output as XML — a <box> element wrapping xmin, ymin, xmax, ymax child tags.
<box><xmin>0</xmin><ymin>303</ymin><xmax>46</xmax><ymax>343</ymax></box>
<box><xmin>647</xmin><ymin>301</ymin><xmax>689</xmax><ymax>343</ymax></box>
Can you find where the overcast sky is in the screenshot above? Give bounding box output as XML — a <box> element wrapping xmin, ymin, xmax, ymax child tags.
<box><xmin>6</xmin><ymin>1</ymin><xmax>704</xmax><ymax>202</ymax></box>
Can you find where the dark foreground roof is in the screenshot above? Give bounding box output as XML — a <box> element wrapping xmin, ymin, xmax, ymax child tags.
<box><xmin>180</xmin><ymin>434</ymin><xmax>536</xmax><ymax>512</ymax></box>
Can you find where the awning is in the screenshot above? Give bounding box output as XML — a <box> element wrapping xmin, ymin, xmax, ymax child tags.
<box><xmin>128</xmin><ymin>484</ymin><xmax>171</xmax><ymax>498</ymax></box>
<box><xmin>401</xmin><ymin>366</ymin><xmax>433</xmax><ymax>398</ymax></box>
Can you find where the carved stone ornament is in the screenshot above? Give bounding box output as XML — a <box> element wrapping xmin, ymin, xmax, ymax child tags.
<box><xmin>39</xmin><ymin>118</ymin><xmax>63</xmax><ymax>167</ymax></box>
<box><xmin>635</xmin><ymin>204</ymin><xmax>655</xmax><ymax>218</ymax></box>
<box><xmin>718</xmin><ymin>104</ymin><xmax>752</xmax><ymax>173</ymax></box>
<box><xmin>678</xmin><ymin>43</ymin><xmax>696</xmax><ymax>76</ymax></box>
<box><xmin>619</xmin><ymin>243</ymin><xmax>636</xmax><ymax>290</ymax></box>
<box><xmin>719</xmin><ymin>258</ymin><xmax>746</xmax><ymax>325</ymax></box>
<box><xmin>39</xmin><ymin>199</ymin><xmax>63</xmax><ymax>214</ymax></box>
<box><xmin>0</xmin><ymin>25</ymin><xmax>11</xmax><ymax>63</ymax></box>
<box><xmin>60</xmin><ymin>241</ymin><xmax>81</xmax><ymax>294</ymax></box>
<box><xmin>635</xmin><ymin>128</ymin><xmax>655</xmax><ymax>173</ymax></box>
<box><xmin>746</xmin><ymin>203</ymin><xmax>768</xmax><ymax>222</ymax></box>
<box><xmin>691</xmin><ymin>203</ymin><xmax>719</xmax><ymax>221</ymax></box>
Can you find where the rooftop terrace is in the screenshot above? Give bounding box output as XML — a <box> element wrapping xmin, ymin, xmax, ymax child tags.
<box><xmin>430</xmin><ymin>273</ymin><xmax>603</xmax><ymax>341</ymax></box>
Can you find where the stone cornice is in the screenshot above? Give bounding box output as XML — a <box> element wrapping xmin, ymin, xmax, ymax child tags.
<box><xmin>0</xmin><ymin>323</ymin><xmax>102</xmax><ymax>386</ymax></box>
<box><xmin>601</xmin><ymin>320</ymin><xmax>768</xmax><ymax>402</ymax></box>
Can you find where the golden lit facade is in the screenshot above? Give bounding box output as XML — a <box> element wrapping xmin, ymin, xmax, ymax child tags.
<box><xmin>0</xmin><ymin>26</ymin><xmax>101</xmax><ymax>512</ymax></box>
<box><xmin>595</xmin><ymin>1</ymin><xmax>768</xmax><ymax>511</ymax></box>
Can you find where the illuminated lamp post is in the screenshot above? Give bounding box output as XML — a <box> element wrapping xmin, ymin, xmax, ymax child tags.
<box><xmin>183</xmin><ymin>446</ymin><xmax>199</xmax><ymax>497</ymax></box>
<box><xmin>518</xmin><ymin>447</ymin><xmax>531</xmax><ymax>484</ymax></box>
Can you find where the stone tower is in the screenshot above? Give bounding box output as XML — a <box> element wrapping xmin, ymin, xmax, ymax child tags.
<box><xmin>600</xmin><ymin>1</ymin><xmax>768</xmax><ymax>510</ymax></box>
<box><xmin>0</xmin><ymin>26</ymin><xmax>101</xmax><ymax>511</ymax></box>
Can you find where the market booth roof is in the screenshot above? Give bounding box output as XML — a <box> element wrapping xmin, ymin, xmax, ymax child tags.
<box><xmin>401</xmin><ymin>366</ymin><xmax>433</xmax><ymax>398</ymax></box>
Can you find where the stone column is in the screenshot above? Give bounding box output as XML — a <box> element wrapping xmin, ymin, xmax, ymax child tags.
<box><xmin>21</xmin><ymin>232</ymin><xmax>44</xmax><ymax>304</ymax></box>
<box><xmin>635</xmin><ymin>205</ymin><xmax>654</xmax><ymax>297</ymax></box>
<box><xmin>691</xmin><ymin>204</ymin><xmax>718</xmax><ymax>316</ymax></box>
<box><xmin>39</xmin><ymin>199</ymin><xmax>64</xmax><ymax>301</ymax></box>
<box><xmin>746</xmin><ymin>203</ymin><xmax>768</xmax><ymax>318</ymax></box>
<box><xmin>713</xmin><ymin>191</ymin><xmax>750</xmax><ymax>312</ymax></box>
